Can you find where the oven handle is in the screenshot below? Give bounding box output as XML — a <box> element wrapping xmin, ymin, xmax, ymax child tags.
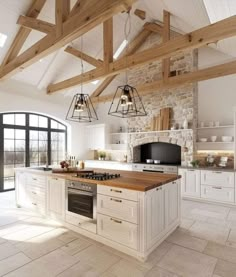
<box><xmin>68</xmin><ymin>187</ymin><xmax>93</xmax><ymax>197</ymax></box>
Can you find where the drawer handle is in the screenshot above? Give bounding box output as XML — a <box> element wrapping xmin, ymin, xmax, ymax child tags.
<box><xmin>110</xmin><ymin>198</ymin><xmax>122</xmax><ymax>203</ymax></box>
<box><xmin>110</xmin><ymin>218</ymin><xmax>122</xmax><ymax>224</ymax></box>
<box><xmin>53</xmin><ymin>178</ymin><xmax>58</xmax><ymax>180</ymax></box>
<box><xmin>214</xmin><ymin>172</ymin><xmax>222</xmax><ymax>174</ymax></box>
<box><xmin>212</xmin><ymin>186</ymin><xmax>222</xmax><ymax>189</ymax></box>
<box><xmin>110</xmin><ymin>189</ymin><xmax>122</xmax><ymax>193</ymax></box>
<box><xmin>156</xmin><ymin>187</ymin><xmax>162</xmax><ymax>191</ymax></box>
<box><xmin>32</xmin><ymin>191</ymin><xmax>37</xmax><ymax>195</ymax></box>
<box><xmin>33</xmin><ymin>178</ymin><xmax>37</xmax><ymax>181</ymax></box>
<box><xmin>32</xmin><ymin>203</ymin><xmax>37</xmax><ymax>206</ymax></box>
<box><xmin>187</xmin><ymin>169</ymin><xmax>195</xmax><ymax>172</ymax></box>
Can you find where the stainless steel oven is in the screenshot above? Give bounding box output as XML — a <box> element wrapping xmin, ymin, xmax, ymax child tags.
<box><xmin>66</xmin><ymin>180</ymin><xmax>97</xmax><ymax>221</ymax></box>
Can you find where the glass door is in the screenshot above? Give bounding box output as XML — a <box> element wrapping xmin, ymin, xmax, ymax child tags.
<box><xmin>3</xmin><ymin>128</ymin><xmax>26</xmax><ymax>191</ymax></box>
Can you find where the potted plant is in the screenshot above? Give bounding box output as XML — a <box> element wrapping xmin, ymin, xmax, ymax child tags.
<box><xmin>98</xmin><ymin>151</ymin><xmax>106</xmax><ymax>161</ymax></box>
<box><xmin>190</xmin><ymin>160</ymin><xmax>200</xmax><ymax>168</ymax></box>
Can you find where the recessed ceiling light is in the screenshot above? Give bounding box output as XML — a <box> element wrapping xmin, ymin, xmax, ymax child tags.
<box><xmin>0</xmin><ymin>33</ymin><xmax>7</xmax><ymax>48</ymax></box>
<box><xmin>113</xmin><ymin>39</ymin><xmax>128</xmax><ymax>60</ymax></box>
<box><xmin>91</xmin><ymin>80</ymin><xmax>99</xmax><ymax>85</ymax></box>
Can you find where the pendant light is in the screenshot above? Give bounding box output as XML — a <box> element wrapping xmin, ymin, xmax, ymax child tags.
<box><xmin>108</xmin><ymin>11</ymin><xmax>147</xmax><ymax>118</ymax></box>
<box><xmin>66</xmin><ymin>38</ymin><xmax>98</xmax><ymax>123</ymax></box>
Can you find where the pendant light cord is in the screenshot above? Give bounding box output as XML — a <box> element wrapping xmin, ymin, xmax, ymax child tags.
<box><xmin>80</xmin><ymin>36</ymin><xmax>84</xmax><ymax>95</ymax></box>
<box><xmin>124</xmin><ymin>11</ymin><xmax>131</xmax><ymax>84</ymax></box>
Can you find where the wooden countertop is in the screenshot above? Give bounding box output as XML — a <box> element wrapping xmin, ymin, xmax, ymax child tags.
<box><xmin>15</xmin><ymin>168</ymin><xmax>181</xmax><ymax>192</ymax></box>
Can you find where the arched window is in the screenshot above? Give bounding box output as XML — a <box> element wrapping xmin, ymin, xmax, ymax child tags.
<box><xmin>0</xmin><ymin>112</ymin><xmax>67</xmax><ymax>192</ymax></box>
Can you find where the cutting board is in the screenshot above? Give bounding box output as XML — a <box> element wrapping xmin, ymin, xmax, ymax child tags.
<box><xmin>160</xmin><ymin>108</ymin><xmax>171</xmax><ymax>130</ymax></box>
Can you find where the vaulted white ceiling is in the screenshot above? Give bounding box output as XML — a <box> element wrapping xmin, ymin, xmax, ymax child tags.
<box><xmin>0</xmin><ymin>0</ymin><xmax>235</xmax><ymax>102</ymax></box>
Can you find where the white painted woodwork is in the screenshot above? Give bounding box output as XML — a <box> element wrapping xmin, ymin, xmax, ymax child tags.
<box><xmin>201</xmin><ymin>185</ymin><xmax>235</xmax><ymax>203</ymax></box>
<box><xmin>97</xmin><ymin>194</ymin><xmax>138</xmax><ymax>224</ymax></box>
<box><xmin>47</xmin><ymin>177</ymin><xmax>65</xmax><ymax>220</ymax></box>
<box><xmin>201</xmin><ymin>170</ymin><xmax>234</xmax><ymax>188</ymax></box>
<box><xmin>97</xmin><ymin>185</ymin><xmax>138</xmax><ymax>201</ymax></box>
<box><xmin>97</xmin><ymin>213</ymin><xmax>138</xmax><ymax>250</ymax></box>
<box><xmin>179</xmin><ymin>168</ymin><xmax>201</xmax><ymax>197</ymax></box>
<box><xmin>85</xmin><ymin>160</ymin><xmax>132</xmax><ymax>171</ymax></box>
<box><xmin>86</xmin><ymin>124</ymin><xmax>109</xmax><ymax>150</ymax></box>
<box><xmin>146</xmin><ymin>186</ymin><xmax>165</xmax><ymax>249</ymax></box>
<box><xmin>15</xmin><ymin>171</ymin><xmax>27</xmax><ymax>207</ymax></box>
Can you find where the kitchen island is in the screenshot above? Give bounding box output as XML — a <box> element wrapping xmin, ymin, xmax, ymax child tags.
<box><xmin>15</xmin><ymin>168</ymin><xmax>181</xmax><ymax>261</ymax></box>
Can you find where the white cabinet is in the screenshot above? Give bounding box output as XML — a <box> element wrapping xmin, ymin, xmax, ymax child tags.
<box><xmin>179</xmin><ymin>168</ymin><xmax>200</xmax><ymax>198</ymax></box>
<box><xmin>86</xmin><ymin>124</ymin><xmax>109</xmax><ymax>150</ymax></box>
<box><xmin>201</xmin><ymin>185</ymin><xmax>234</xmax><ymax>203</ymax></box>
<box><xmin>146</xmin><ymin>181</ymin><xmax>180</xmax><ymax>251</ymax></box>
<box><xmin>47</xmin><ymin>177</ymin><xmax>65</xmax><ymax>220</ymax></box>
<box><xmin>97</xmin><ymin>194</ymin><xmax>138</xmax><ymax>224</ymax></box>
<box><xmin>15</xmin><ymin>171</ymin><xmax>27</xmax><ymax>207</ymax></box>
<box><xmin>98</xmin><ymin>185</ymin><xmax>138</xmax><ymax>201</ymax></box>
<box><xmin>146</xmin><ymin>186</ymin><xmax>165</xmax><ymax>249</ymax></box>
<box><xmin>201</xmin><ymin>170</ymin><xmax>234</xmax><ymax>188</ymax></box>
<box><xmin>97</xmin><ymin>213</ymin><xmax>138</xmax><ymax>250</ymax></box>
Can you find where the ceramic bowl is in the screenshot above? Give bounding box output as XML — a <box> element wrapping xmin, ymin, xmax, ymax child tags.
<box><xmin>210</xmin><ymin>136</ymin><xmax>217</xmax><ymax>142</ymax></box>
<box><xmin>222</xmin><ymin>136</ymin><xmax>233</xmax><ymax>142</ymax></box>
<box><xmin>199</xmin><ymin>138</ymin><xmax>207</xmax><ymax>142</ymax></box>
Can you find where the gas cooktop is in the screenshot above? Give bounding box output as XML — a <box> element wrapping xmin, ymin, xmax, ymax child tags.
<box><xmin>77</xmin><ymin>172</ymin><xmax>121</xmax><ymax>181</ymax></box>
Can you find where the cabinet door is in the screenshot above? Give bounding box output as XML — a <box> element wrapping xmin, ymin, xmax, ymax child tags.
<box><xmin>47</xmin><ymin>177</ymin><xmax>65</xmax><ymax>220</ymax></box>
<box><xmin>164</xmin><ymin>181</ymin><xmax>180</xmax><ymax>230</ymax></box>
<box><xmin>86</xmin><ymin>125</ymin><xmax>106</xmax><ymax>150</ymax></box>
<box><xmin>179</xmin><ymin>169</ymin><xmax>200</xmax><ymax>197</ymax></box>
<box><xmin>15</xmin><ymin>172</ymin><xmax>27</xmax><ymax>206</ymax></box>
<box><xmin>146</xmin><ymin>186</ymin><xmax>165</xmax><ymax>249</ymax></box>
<box><xmin>201</xmin><ymin>170</ymin><xmax>234</xmax><ymax>188</ymax></box>
<box><xmin>97</xmin><ymin>214</ymin><xmax>138</xmax><ymax>250</ymax></box>
<box><xmin>201</xmin><ymin>185</ymin><xmax>234</xmax><ymax>203</ymax></box>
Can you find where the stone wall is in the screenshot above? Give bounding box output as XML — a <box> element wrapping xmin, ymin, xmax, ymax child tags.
<box><xmin>125</xmin><ymin>32</ymin><xmax>198</xmax><ymax>165</ymax></box>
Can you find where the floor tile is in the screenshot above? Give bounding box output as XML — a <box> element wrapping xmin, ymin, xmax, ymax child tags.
<box><xmin>74</xmin><ymin>245</ymin><xmax>120</xmax><ymax>273</ymax></box>
<box><xmin>102</xmin><ymin>259</ymin><xmax>148</xmax><ymax>277</ymax></box>
<box><xmin>204</xmin><ymin>241</ymin><xmax>236</xmax><ymax>264</ymax></box>
<box><xmin>188</xmin><ymin>221</ymin><xmax>230</xmax><ymax>244</ymax></box>
<box><xmin>57</xmin><ymin>261</ymin><xmax>100</xmax><ymax>277</ymax></box>
<box><xmin>227</xmin><ymin>229</ymin><xmax>236</xmax><ymax>243</ymax></box>
<box><xmin>0</xmin><ymin>242</ymin><xmax>20</xmax><ymax>261</ymax></box>
<box><xmin>214</xmin><ymin>259</ymin><xmax>236</xmax><ymax>277</ymax></box>
<box><xmin>180</xmin><ymin>218</ymin><xmax>195</xmax><ymax>231</ymax></box>
<box><xmin>61</xmin><ymin>237</ymin><xmax>92</xmax><ymax>256</ymax></box>
<box><xmin>158</xmin><ymin>245</ymin><xmax>217</xmax><ymax>277</ymax></box>
<box><xmin>5</xmin><ymin>249</ymin><xmax>78</xmax><ymax>277</ymax></box>
<box><xmin>0</xmin><ymin>252</ymin><xmax>31</xmax><ymax>276</ymax></box>
<box><xmin>146</xmin><ymin>266</ymin><xmax>180</xmax><ymax>277</ymax></box>
<box><xmin>166</xmin><ymin>228</ymin><xmax>207</xmax><ymax>252</ymax></box>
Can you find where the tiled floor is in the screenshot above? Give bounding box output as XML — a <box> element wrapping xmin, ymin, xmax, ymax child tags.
<box><xmin>1</xmin><ymin>193</ymin><xmax>236</xmax><ymax>276</ymax></box>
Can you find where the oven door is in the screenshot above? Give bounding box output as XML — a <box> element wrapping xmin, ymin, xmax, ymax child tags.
<box><xmin>67</xmin><ymin>187</ymin><xmax>95</xmax><ymax>219</ymax></box>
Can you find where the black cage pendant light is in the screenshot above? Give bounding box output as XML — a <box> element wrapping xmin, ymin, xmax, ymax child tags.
<box><xmin>66</xmin><ymin>38</ymin><xmax>98</xmax><ymax>123</ymax></box>
<box><xmin>108</xmin><ymin>12</ymin><xmax>147</xmax><ymax>118</ymax></box>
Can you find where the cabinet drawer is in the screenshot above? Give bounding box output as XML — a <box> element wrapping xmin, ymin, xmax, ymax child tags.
<box><xmin>201</xmin><ymin>170</ymin><xmax>234</xmax><ymax>188</ymax></box>
<box><xmin>97</xmin><ymin>214</ymin><xmax>138</xmax><ymax>250</ymax></box>
<box><xmin>97</xmin><ymin>194</ymin><xmax>138</xmax><ymax>224</ymax></box>
<box><xmin>201</xmin><ymin>185</ymin><xmax>234</xmax><ymax>203</ymax></box>
<box><xmin>26</xmin><ymin>185</ymin><xmax>45</xmax><ymax>198</ymax></box>
<box><xmin>27</xmin><ymin>174</ymin><xmax>46</xmax><ymax>188</ymax></box>
<box><xmin>97</xmin><ymin>185</ymin><xmax>138</xmax><ymax>201</ymax></box>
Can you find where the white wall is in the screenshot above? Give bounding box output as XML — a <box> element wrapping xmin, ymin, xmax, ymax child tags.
<box><xmin>198</xmin><ymin>47</ymin><xmax>236</xmax><ymax>125</ymax></box>
<box><xmin>0</xmin><ymin>81</ymin><xmax>87</xmax><ymax>159</ymax></box>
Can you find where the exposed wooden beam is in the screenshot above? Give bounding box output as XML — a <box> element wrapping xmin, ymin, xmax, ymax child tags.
<box><xmin>91</xmin><ymin>28</ymin><xmax>151</xmax><ymax>97</ymax></box>
<box><xmin>0</xmin><ymin>0</ymin><xmax>135</xmax><ymax>80</ymax></box>
<box><xmin>56</xmin><ymin>0</ymin><xmax>63</xmax><ymax>37</ymax></box>
<box><xmin>144</xmin><ymin>22</ymin><xmax>163</xmax><ymax>35</ymax></box>
<box><xmin>162</xmin><ymin>10</ymin><xmax>170</xmax><ymax>81</ymax></box>
<box><xmin>62</xmin><ymin>0</ymin><xmax>70</xmax><ymax>22</ymax></box>
<box><xmin>134</xmin><ymin>9</ymin><xmax>146</xmax><ymax>20</ymax></box>
<box><xmin>1</xmin><ymin>0</ymin><xmax>47</xmax><ymax>66</ymax></box>
<box><xmin>64</xmin><ymin>46</ymin><xmax>103</xmax><ymax>67</ymax></box>
<box><xmin>103</xmin><ymin>18</ymin><xmax>113</xmax><ymax>70</ymax></box>
<box><xmin>47</xmin><ymin>15</ymin><xmax>236</xmax><ymax>93</ymax></box>
<box><xmin>92</xmin><ymin>59</ymin><xmax>236</xmax><ymax>103</ymax></box>
<box><xmin>17</xmin><ymin>15</ymin><xmax>55</xmax><ymax>34</ymax></box>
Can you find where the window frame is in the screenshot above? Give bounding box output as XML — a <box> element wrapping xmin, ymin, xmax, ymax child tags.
<box><xmin>0</xmin><ymin>112</ymin><xmax>67</xmax><ymax>192</ymax></box>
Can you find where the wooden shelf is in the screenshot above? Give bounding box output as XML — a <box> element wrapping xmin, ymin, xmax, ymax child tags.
<box><xmin>110</xmin><ymin>129</ymin><xmax>192</xmax><ymax>136</ymax></box>
<box><xmin>197</xmin><ymin>142</ymin><xmax>234</xmax><ymax>144</ymax></box>
<box><xmin>197</xmin><ymin>125</ymin><xmax>234</xmax><ymax>130</ymax></box>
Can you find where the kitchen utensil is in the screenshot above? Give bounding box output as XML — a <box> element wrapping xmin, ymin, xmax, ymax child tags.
<box><xmin>199</xmin><ymin>138</ymin><xmax>207</xmax><ymax>142</ymax></box>
<box><xmin>146</xmin><ymin>159</ymin><xmax>154</xmax><ymax>164</ymax></box>
<box><xmin>214</xmin><ymin>121</ymin><xmax>220</xmax><ymax>127</ymax></box>
<box><xmin>160</xmin><ymin>108</ymin><xmax>171</xmax><ymax>130</ymax></box>
<box><xmin>209</xmin><ymin>121</ymin><xmax>214</xmax><ymax>127</ymax></box>
<box><xmin>222</xmin><ymin>136</ymin><xmax>233</xmax><ymax>142</ymax></box>
<box><xmin>218</xmin><ymin>157</ymin><xmax>228</xmax><ymax>167</ymax></box>
<box><xmin>210</xmin><ymin>136</ymin><xmax>217</xmax><ymax>142</ymax></box>
<box><xmin>154</xmin><ymin>160</ymin><xmax>161</xmax><ymax>164</ymax></box>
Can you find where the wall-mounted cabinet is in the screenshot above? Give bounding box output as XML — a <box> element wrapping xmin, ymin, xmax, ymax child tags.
<box><xmin>86</xmin><ymin>124</ymin><xmax>109</xmax><ymax>150</ymax></box>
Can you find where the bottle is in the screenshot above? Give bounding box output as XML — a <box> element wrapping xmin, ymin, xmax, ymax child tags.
<box><xmin>79</xmin><ymin>160</ymin><xmax>85</xmax><ymax>169</ymax></box>
<box><xmin>183</xmin><ymin>118</ymin><xmax>188</xmax><ymax>129</ymax></box>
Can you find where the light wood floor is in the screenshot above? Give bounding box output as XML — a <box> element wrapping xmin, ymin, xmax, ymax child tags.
<box><xmin>0</xmin><ymin>191</ymin><xmax>236</xmax><ymax>276</ymax></box>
